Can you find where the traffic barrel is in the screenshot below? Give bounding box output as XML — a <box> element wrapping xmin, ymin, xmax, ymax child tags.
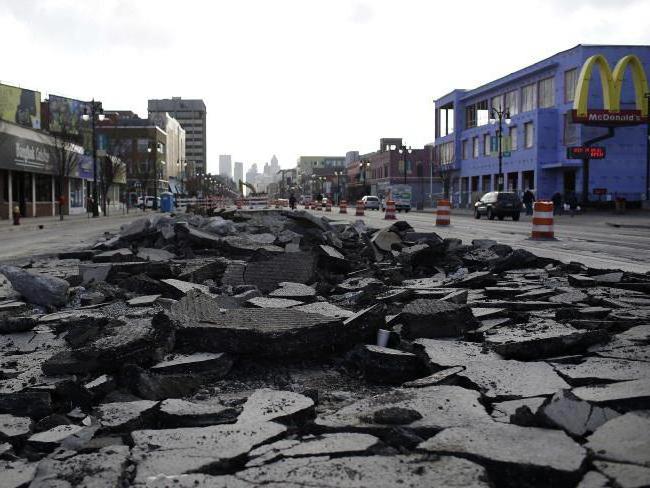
<box><xmin>315</xmin><ymin>201</ymin><xmax>321</xmax><ymax>211</ymax></box>
<box><xmin>436</xmin><ymin>199</ymin><xmax>451</xmax><ymax>226</ymax></box>
<box><xmin>339</xmin><ymin>200</ymin><xmax>347</xmax><ymax>214</ymax></box>
<box><xmin>384</xmin><ymin>199</ymin><xmax>397</xmax><ymax>220</ymax></box>
<box><xmin>326</xmin><ymin>201</ymin><xmax>332</xmax><ymax>212</ymax></box>
<box><xmin>531</xmin><ymin>201</ymin><xmax>555</xmax><ymax>239</ymax></box>
<box><xmin>236</xmin><ymin>199</ymin><xmax>242</xmax><ymax>209</ymax></box>
<box><xmin>355</xmin><ymin>200</ymin><xmax>365</xmax><ymax>216</ymax></box>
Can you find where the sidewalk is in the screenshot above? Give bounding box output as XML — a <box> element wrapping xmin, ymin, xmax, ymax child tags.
<box><xmin>0</xmin><ymin>209</ymin><xmax>148</xmax><ymax>233</ymax></box>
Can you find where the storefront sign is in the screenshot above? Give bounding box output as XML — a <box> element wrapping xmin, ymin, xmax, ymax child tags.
<box><xmin>572</xmin><ymin>54</ymin><xmax>649</xmax><ymax>126</ymax></box>
<box><xmin>567</xmin><ymin>146</ymin><xmax>606</xmax><ymax>159</ymax></box>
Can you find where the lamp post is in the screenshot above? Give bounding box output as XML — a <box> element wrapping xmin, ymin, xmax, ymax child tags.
<box><xmin>645</xmin><ymin>93</ymin><xmax>650</xmax><ymax>203</ymax></box>
<box><xmin>146</xmin><ymin>144</ymin><xmax>160</xmax><ymax>210</ymax></box>
<box><xmin>398</xmin><ymin>146</ymin><xmax>413</xmax><ymax>185</ymax></box>
<box><xmin>489</xmin><ymin>107</ymin><xmax>512</xmax><ymax>191</ymax></box>
<box><xmin>359</xmin><ymin>160</ymin><xmax>370</xmax><ymax>196</ymax></box>
<box><xmin>334</xmin><ymin>170</ymin><xmax>344</xmax><ymax>204</ymax></box>
<box><xmin>82</xmin><ymin>99</ymin><xmax>104</xmax><ymax>217</ymax></box>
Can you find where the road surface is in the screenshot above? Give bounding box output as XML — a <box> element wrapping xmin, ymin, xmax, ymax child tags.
<box><xmin>0</xmin><ymin>207</ymin><xmax>648</xmax><ymax>273</ymax></box>
<box><xmin>314</xmin><ymin>207</ymin><xmax>650</xmax><ymax>273</ymax></box>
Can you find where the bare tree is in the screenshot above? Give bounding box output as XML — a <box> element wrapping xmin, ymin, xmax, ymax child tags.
<box><xmin>99</xmin><ymin>154</ymin><xmax>125</xmax><ymax>216</ymax></box>
<box><xmin>50</xmin><ymin>127</ymin><xmax>80</xmax><ymax>221</ymax></box>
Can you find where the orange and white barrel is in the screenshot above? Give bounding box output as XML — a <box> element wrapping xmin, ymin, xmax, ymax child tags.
<box><xmin>355</xmin><ymin>200</ymin><xmax>365</xmax><ymax>216</ymax></box>
<box><xmin>236</xmin><ymin>199</ymin><xmax>242</xmax><ymax>209</ymax></box>
<box><xmin>326</xmin><ymin>201</ymin><xmax>332</xmax><ymax>212</ymax></box>
<box><xmin>531</xmin><ymin>201</ymin><xmax>554</xmax><ymax>239</ymax></box>
<box><xmin>384</xmin><ymin>200</ymin><xmax>397</xmax><ymax>220</ymax></box>
<box><xmin>436</xmin><ymin>199</ymin><xmax>451</xmax><ymax>226</ymax></box>
<box><xmin>339</xmin><ymin>200</ymin><xmax>347</xmax><ymax>214</ymax></box>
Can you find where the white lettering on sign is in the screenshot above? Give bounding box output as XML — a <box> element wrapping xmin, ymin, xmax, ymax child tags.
<box><xmin>15</xmin><ymin>141</ymin><xmax>50</xmax><ymax>164</ymax></box>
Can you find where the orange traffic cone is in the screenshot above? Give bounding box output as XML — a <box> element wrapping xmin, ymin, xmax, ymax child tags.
<box><xmin>531</xmin><ymin>201</ymin><xmax>555</xmax><ymax>239</ymax></box>
<box><xmin>356</xmin><ymin>200</ymin><xmax>365</xmax><ymax>216</ymax></box>
<box><xmin>436</xmin><ymin>199</ymin><xmax>451</xmax><ymax>226</ymax></box>
<box><xmin>339</xmin><ymin>200</ymin><xmax>347</xmax><ymax>214</ymax></box>
<box><xmin>384</xmin><ymin>199</ymin><xmax>397</xmax><ymax>220</ymax></box>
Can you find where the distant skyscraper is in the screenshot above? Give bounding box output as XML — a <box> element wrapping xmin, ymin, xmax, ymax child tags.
<box><xmin>148</xmin><ymin>97</ymin><xmax>207</xmax><ymax>175</ymax></box>
<box><xmin>219</xmin><ymin>155</ymin><xmax>232</xmax><ymax>179</ymax></box>
<box><xmin>234</xmin><ymin>162</ymin><xmax>244</xmax><ymax>184</ymax></box>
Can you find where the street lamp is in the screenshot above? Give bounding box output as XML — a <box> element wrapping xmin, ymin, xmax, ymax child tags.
<box><xmin>398</xmin><ymin>146</ymin><xmax>413</xmax><ymax>185</ymax></box>
<box><xmin>82</xmin><ymin>100</ymin><xmax>104</xmax><ymax>217</ymax></box>
<box><xmin>359</xmin><ymin>160</ymin><xmax>370</xmax><ymax>195</ymax></box>
<box><xmin>645</xmin><ymin>93</ymin><xmax>650</xmax><ymax>202</ymax></box>
<box><xmin>146</xmin><ymin>144</ymin><xmax>162</xmax><ymax>210</ymax></box>
<box><xmin>334</xmin><ymin>170</ymin><xmax>344</xmax><ymax>204</ymax></box>
<box><xmin>489</xmin><ymin>107</ymin><xmax>512</xmax><ymax>191</ymax></box>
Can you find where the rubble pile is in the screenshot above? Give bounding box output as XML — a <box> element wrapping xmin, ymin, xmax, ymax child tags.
<box><xmin>0</xmin><ymin>209</ymin><xmax>649</xmax><ymax>487</ymax></box>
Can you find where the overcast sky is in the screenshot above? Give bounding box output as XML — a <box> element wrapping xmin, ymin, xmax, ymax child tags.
<box><xmin>1</xmin><ymin>0</ymin><xmax>649</xmax><ymax>174</ymax></box>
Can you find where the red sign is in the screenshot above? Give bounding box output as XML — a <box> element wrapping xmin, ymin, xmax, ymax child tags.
<box><xmin>593</xmin><ymin>188</ymin><xmax>607</xmax><ymax>196</ymax></box>
<box><xmin>571</xmin><ymin>109</ymin><xmax>646</xmax><ymax>126</ymax></box>
<box><xmin>567</xmin><ymin>146</ymin><xmax>606</xmax><ymax>159</ymax></box>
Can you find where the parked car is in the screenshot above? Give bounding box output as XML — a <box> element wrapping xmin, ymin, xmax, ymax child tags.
<box><xmin>362</xmin><ymin>195</ymin><xmax>380</xmax><ymax>210</ymax></box>
<box><xmin>137</xmin><ymin>196</ymin><xmax>161</xmax><ymax>209</ymax></box>
<box><xmin>474</xmin><ymin>191</ymin><xmax>522</xmax><ymax>221</ymax></box>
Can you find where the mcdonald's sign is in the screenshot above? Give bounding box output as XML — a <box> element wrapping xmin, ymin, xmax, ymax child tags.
<box><xmin>571</xmin><ymin>54</ymin><xmax>649</xmax><ymax>126</ymax></box>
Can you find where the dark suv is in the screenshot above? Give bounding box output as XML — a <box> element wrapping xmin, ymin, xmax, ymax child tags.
<box><xmin>474</xmin><ymin>191</ymin><xmax>522</xmax><ymax>221</ymax></box>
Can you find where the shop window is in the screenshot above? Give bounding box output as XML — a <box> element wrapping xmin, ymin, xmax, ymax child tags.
<box><xmin>35</xmin><ymin>174</ymin><xmax>52</xmax><ymax>202</ymax></box>
<box><xmin>70</xmin><ymin>178</ymin><xmax>84</xmax><ymax>208</ymax></box>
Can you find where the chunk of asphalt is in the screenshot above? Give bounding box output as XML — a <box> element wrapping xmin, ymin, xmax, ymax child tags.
<box><xmin>586</xmin><ymin>411</ymin><xmax>650</xmax><ymax>467</ymax></box>
<box><xmin>420</xmin><ymin>422</ymin><xmax>587</xmax><ymax>488</ymax></box>
<box><xmin>538</xmin><ymin>389</ymin><xmax>619</xmax><ymax>437</ymax></box>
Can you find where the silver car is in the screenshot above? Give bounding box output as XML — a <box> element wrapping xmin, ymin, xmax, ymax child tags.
<box><xmin>362</xmin><ymin>195</ymin><xmax>380</xmax><ymax>210</ymax></box>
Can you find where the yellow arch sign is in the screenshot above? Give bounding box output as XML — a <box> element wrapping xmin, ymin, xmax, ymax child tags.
<box><xmin>573</xmin><ymin>54</ymin><xmax>649</xmax><ymax>125</ymax></box>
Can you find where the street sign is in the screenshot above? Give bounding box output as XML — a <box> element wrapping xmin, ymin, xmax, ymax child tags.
<box><xmin>567</xmin><ymin>146</ymin><xmax>606</xmax><ymax>159</ymax></box>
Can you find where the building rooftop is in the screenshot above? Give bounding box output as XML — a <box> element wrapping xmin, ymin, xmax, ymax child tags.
<box><xmin>148</xmin><ymin>98</ymin><xmax>206</xmax><ymax>111</ymax></box>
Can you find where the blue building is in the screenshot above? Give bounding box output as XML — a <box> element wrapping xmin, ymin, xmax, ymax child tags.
<box><xmin>433</xmin><ymin>44</ymin><xmax>650</xmax><ymax>207</ymax></box>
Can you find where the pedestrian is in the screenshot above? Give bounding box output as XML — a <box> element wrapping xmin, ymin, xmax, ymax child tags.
<box><xmin>522</xmin><ymin>189</ymin><xmax>535</xmax><ymax>216</ymax></box>
<box><xmin>289</xmin><ymin>193</ymin><xmax>296</xmax><ymax>210</ymax></box>
<box><xmin>552</xmin><ymin>192</ymin><xmax>563</xmax><ymax>215</ymax></box>
<box><xmin>566</xmin><ymin>192</ymin><xmax>578</xmax><ymax>217</ymax></box>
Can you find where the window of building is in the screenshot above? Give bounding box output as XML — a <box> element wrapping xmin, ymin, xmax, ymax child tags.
<box><xmin>465</xmin><ymin>105</ymin><xmax>477</xmax><ymax>129</ymax></box>
<box><xmin>564</xmin><ymin>68</ymin><xmax>578</xmax><ymax>103</ymax></box>
<box><xmin>509</xmin><ymin>126</ymin><xmax>518</xmax><ymax>151</ymax></box>
<box><xmin>439</xmin><ymin>141</ymin><xmax>454</xmax><ymax>164</ymax></box>
<box><xmin>462</xmin><ymin>139</ymin><xmax>469</xmax><ymax>159</ymax></box>
<box><xmin>505</xmin><ymin>90</ymin><xmax>518</xmax><ymax>116</ymax></box>
<box><xmin>491</xmin><ymin>94</ymin><xmax>504</xmax><ymax>111</ymax></box>
<box><xmin>538</xmin><ymin>77</ymin><xmax>555</xmax><ymax>108</ymax></box>
<box><xmin>476</xmin><ymin>100</ymin><xmax>489</xmax><ymax>126</ymax></box>
<box><xmin>483</xmin><ymin>134</ymin><xmax>491</xmax><ymax>156</ymax></box>
<box><xmin>137</xmin><ymin>139</ymin><xmax>150</xmax><ymax>153</ymax></box>
<box><xmin>35</xmin><ymin>174</ymin><xmax>52</xmax><ymax>202</ymax></box>
<box><xmin>521</xmin><ymin>84</ymin><xmax>537</xmax><ymax>112</ymax></box>
<box><xmin>524</xmin><ymin>122</ymin><xmax>534</xmax><ymax>148</ymax></box>
<box><xmin>563</xmin><ymin>113</ymin><xmax>579</xmax><ymax>146</ymax></box>
<box><xmin>439</xmin><ymin>104</ymin><xmax>454</xmax><ymax>136</ymax></box>
<box><xmin>472</xmin><ymin>137</ymin><xmax>479</xmax><ymax>158</ymax></box>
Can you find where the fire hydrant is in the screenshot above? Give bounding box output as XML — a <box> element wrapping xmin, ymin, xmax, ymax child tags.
<box><xmin>12</xmin><ymin>206</ymin><xmax>20</xmax><ymax>225</ymax></box>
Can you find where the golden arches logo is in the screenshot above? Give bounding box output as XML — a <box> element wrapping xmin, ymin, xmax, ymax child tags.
<box><xmin>573</xmin><ymin>54</ymin><xmax>649</xmax><ymax>125</ymax></box>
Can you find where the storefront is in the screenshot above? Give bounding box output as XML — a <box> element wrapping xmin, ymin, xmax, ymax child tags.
<box><xmin>0</xmin><ymin>120</ymin><xmax>94</xmax><ymax>219</ymax></box>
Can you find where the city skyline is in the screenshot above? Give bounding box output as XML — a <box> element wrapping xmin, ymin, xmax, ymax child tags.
<box><xmin>1</xmin><ymin>0</ymin><xmax>649</xmax><ymax>174</ymax></box>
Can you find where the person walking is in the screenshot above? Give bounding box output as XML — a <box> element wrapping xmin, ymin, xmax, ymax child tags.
<box><xmin>289</xmin><ymin>193</ymin><xmax>296</xmax><ymax>210</ymax></box>
<box><xmin>566</xmin><ymin>191</ymin><xmax>578</xmax><ymax>217</ymax></box>
<box><xmin>552</xmin><ymin>192</ymin><xmax>563</xmax><ymax>216</ymax></box>
<box><xmin>523</xmin><ymin>189</ymin><xmax>535</xmax><ymax>216</ymax></box>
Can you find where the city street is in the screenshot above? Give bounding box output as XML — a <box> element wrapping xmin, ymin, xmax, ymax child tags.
<box><xmin>2</xmin><ymin>206</ymin><xmax>648</xmax><ymax>273</ymax></box>
<box><xmin>311</xmin><ymin>207</ymin><xmax>650</xmax><ymax>273</ymax></box>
